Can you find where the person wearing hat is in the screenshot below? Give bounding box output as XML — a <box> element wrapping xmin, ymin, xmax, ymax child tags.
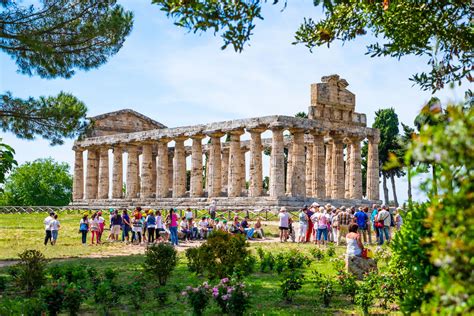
<box><xmin>394</xmin><ymin>207</ymin><xmax>403</xmax><ymax>231</ymax></box>
<box><xmin>298</xmin><ymin>207</ymin><xmax>309</xmax><ymax>243</ymax></box>
<box><xmin>278</xmin><ymin>207</ymin><xmax>289</xmax><ymax>242</ymax></box>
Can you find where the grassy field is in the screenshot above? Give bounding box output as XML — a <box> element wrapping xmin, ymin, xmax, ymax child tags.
<box><xmin>0</xmin><ymin>212</ymin><xmax>394</xmax><ymax>315</ymax></box>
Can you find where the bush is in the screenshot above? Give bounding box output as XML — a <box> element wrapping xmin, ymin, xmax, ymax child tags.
<box><xmin>336</xmin><ymin>271</ymin><xmax>358</xmax><ymax>303</ymax></box>
<box><xmin>212</xmin><ymin>278</ymin><xmax>250</xmax><ymax>316</ymax></box>
<box><xmin>354</xmin><ymin>272</ymin><xmax>377</xmax><ymax>315</ymax></box>
<box><xmin>185</xmin><ymin>231</ymin><xmax>250</xmax><ymax>279</ymax></box>
<box><xmin>144</xmin><ymin>243</ymin><xmax>178</xmax><ymax>285</ymax></box>
<box><xmin>320</xmin><ymin>277</ymin><xmax>335</xmax><ymax>307</ymax></box>
<box><xmin>48</xmin><ymin>264</ymin><xmax>94</xmax><ymax>285</ymax></box>
<box><xmin>280</xmin><ymin>270</ymin><xmax>305</xmax><ymax>303</ymax></box>
<box><xmin>326</xmin><ymin>244</ymin><xmax>336</xmax><ymax>257</ymax></box>
<box><xmin>40</xmin><ymin>280</ymin><xmax>67</xmax><ymax>316</ymax></box>
<box><xmin>182</xmin><ymin>282</ymin><xmax>211</xmax><ymax>316</ymax></box>
<box><xmin>0</xmin><ymin>275</ymin><xmax>8</xmax><ymax>293</ymax></box>
<box><xmin>310</xmin><ymin>247</ymin><xmax>325</xmax><ymax>261</ymax></box>
<box><xmin>274</xmin><ymin>250</ymin><xmax>311</xmax><ymax>274</ymax></box>
<box><xmin>126</xmin><ymin>273</ymin><xmax>148</xmax><ymax>310</ymax></box>
<box><xmin>11</xmin><ymin>249</ymin><xmax>48</xmax><ymax>295</ymax></box>
<box><xmin>62</xmin><ymin>283</ymin><xmax>86</xmax><ymax>316</ymax></box>
<box><xmin>154</xmin><ymin>286</ymin><xmax>168</xmax><ymax>306</ymax></box>
<box><xmin>0</xmin><ymin>298</ymin><xmax>45</xmax><ymax>316</ymax></box>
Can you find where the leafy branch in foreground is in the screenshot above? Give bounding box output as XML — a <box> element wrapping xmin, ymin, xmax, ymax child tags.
<box><xmin>0</xmin><ymin>92</ymin><xmax>88</xmax><ymax>145</ymax></box>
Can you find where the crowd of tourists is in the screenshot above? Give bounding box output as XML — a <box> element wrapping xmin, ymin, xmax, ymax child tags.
<box><xmin>42</xmin><ymin>203</ymin><xmax>402</xmax><ymax>251</ymax></box>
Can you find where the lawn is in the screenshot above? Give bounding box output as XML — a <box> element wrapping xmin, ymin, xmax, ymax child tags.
<box><xmin>0</xmin><ymin>212</ymin><xmax>395</xmax><ymax>315</ymax></box>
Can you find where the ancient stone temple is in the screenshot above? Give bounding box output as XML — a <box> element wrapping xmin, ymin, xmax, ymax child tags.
<box><xmin>71</xmin><ymin>75</ymin><xmax>380</xmax><ymax>210</ymax></box>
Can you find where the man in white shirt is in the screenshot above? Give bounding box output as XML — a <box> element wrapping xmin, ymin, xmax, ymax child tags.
<box><xmin>43</xmin><ymin>212</ymin><xmax>54</xmax><ymax>246</ymax></box>
<box><xmin>377</xmin><ymin>205</ymin><xmax>391</xmax><ymax>245</ymax></box>
<box><xmin>278</xmin><ymin>207</ymin><xmax>289</xmax><ymax>242</ymax></box>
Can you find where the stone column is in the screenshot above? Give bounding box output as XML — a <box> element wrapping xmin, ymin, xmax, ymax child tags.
<box><xmin>208</xmin><ymin>132</ymin><xmax>224</xmax><ymax>197</ymax></box>
<box><xmin>140</xmin><ymin>142</ymin><xmax>154</xmax><ymax>198</ymax></box>
<box><xmin>112</xmin><ymin>146</ymin><xmax>123</xmax><ymax>199</ymax></box>
<box><xmin>240</xmin><ymin>148</ymin><xmax>247</xmax><ymax>193</ymax></box>
<box><xmin>97</xmin><ymin>147</ymin><xmax>109</xmax><ymax>199</ymax></box>
<box><xmin>286</xmin><ymin>148</ymin><xmax>293</xmax><ymax>195</ymax></box>
<box><xmin>344</xmin><ymin>140</ymin><xmax>352</xmax><ymax>199</ymax></box>
<box><xmin>350</xmin><ymin>136</ymin><xmax>363</xmax><ymax>200</ymax></box>
<box><xmin>151</xmin><ymin>153</ymin><xmax>157</xmax><ymax>195</ymax></box>
<box><xmin>85</xmin><ymin>147</ymin><xmax>98</xmax><ymax>200</ymax></box>
<box><xmin>172</xmin><ymin>137</ymin><xmax>187</xmax><ymax>198</ymax></box>
<box><xmin>331</xmin><ymin>133</ymin><xmax>345</xmax><ymax>199</ymax></box>
<box><xmin>305</xmin><ymin>143</ymin><xmax>313</xmax><ymax>197</ymax></box>
<box><xmin>269</xmin><ymin>126</ymin><xmax>285</xmax><ymax>197</ymax></box>
<box><xmin>190</xmin><ymin>135</ymin><xmax>204</xmax><ymax>197</ymax></box>
<box><xmin>205</xmin><ymin>150</ymin><xmax>210</xmax><ymax>193</ymax></box>
<box><xmin>156</xmin><ymin>139</ymin><xmax>169</xmax><ymax>198</ymax></box>
<box><xmin>168</xmin><ymin>150</ymin><xmax>174</xmax><ymax>193</ymax></box>
<box><xmin>126</xmin><ymin>145</ymin><xmax>139</xmax><ymax>199</ymax></box>
<box><xmin>290</xmin><ymin>128</ymin><xmax>306</xmax><ymax>197</ymax></box>
<box><xmin>311</xmin><ymin>131</ymin><xmax>326</xmax><ymax>198</ymax></box>
<box><xmin>249</xmin><ymin>128</ymin><xmax>264</xmax><ymax>197</ymax></box>
<box><xmin>325</xmin><ymin>141</ymin><xmax>333</xmax><ymax>198</ymax></box>
<box><xmin>228</xmin><ymin>130</ymin><xmax>244</xmax><ymax>197</ymax></box>
<box><xmin>221</xmin><ymin>147</ymin><xmax>229</xmax><ymax>193</ymax></box>
<box><xmin>72</xmin><ymin>148</ymin><xmax>84</xmax><ymax>200</ymax></box>
<box><xmin>367</xmin><ymin>133</ymin><xmax>380</xmax><ymax>200</ymax></box>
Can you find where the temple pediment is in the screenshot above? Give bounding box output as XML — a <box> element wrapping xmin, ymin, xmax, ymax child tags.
<box><xmin>87</xmin><ymin>109</ymin><xmax>167</xmax><ymax>137</ymax></box>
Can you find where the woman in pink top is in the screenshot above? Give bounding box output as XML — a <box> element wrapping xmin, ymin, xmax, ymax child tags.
<box><xmin>166</xmin><ymin>208</ymin><xmax>179</xmax><ymax>246</ymax></box>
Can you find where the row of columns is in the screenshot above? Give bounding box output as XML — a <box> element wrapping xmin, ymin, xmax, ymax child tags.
<box><xmin>73</xmin><ymin>129</ymin><xmax>380</xmax><ymax>201</ymax></box>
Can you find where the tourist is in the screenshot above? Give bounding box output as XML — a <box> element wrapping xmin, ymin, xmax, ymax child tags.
<box><xmin>395</xmin><ymin>207</ymin><xmax>403</xmax><ymax>231</ymax></box>
<box><xmin>336</xmin><ymin>206</ymin><xmax>352</xmax><ymax>246</ymax></box>
<box><xmin>215</xmin><ymin>218</ymin><xmax>224</xmax><ymax>231</ymax></box>
<box><xmin>316</xmin><ymin>207</ymin><xmax>330</xmax><ymax>247</ymax></box>
<box><xmin>241</xmin><ymin>216</ymin><xmax>255</xmax><ymax>240</ymax></box>
<box><xmin>278</xmin><ymin>207</ymin><xmax>289</xmax><ymax>242</ymax></box>
<box><xmin>363</xmin><ymin>207</ymin><xmax>372</xmax><ymax>244</ymax></box>
<box><xmin>51</xmin><ymin>214</ymin><xmax>60</xmax><ymax>245</ymax></box>
<box><xmin>97</xmin><ymin>211</ymin><xmax>105</xmax><ymax>243</ymax></box>
<box><xmin>198</xmin><ymin>216</ymin><xmax>209</xmax><ymax>239</ymax></box>
<box><xmin>168</xmin><ymin>208</ymin><xmax>179</xmax><ymax>246</ymax></box>
<box><xmin>288</xmin><ymin>216</ymin><xmax>296</xmax><ymax>242</ymax></box>
<box><xmin>131</xmin><ymin>212</ymin><xmax>142</xmax><ymax>244</ymax></box>
<box><xmin>180</xmin><ymin>216</ymin><xmax>192</xmax><ymax>241</ymax></box>
<box><xmin>354</xmin><ymin>207</ymin><xmax>369</xmax><ymax>244</ymax></box>
<box><xmin>298</xmin><ymin>208</ymin><xmax>308</xmax><ymax>243</ymax></box>
<box><xmin>43</xmin><ymin>211</ymin><xmax>55</xmax><ymax>246</ymax></box>
<box><xmin>305</xmin><ymin>204</ymin><xmax>315</xmax><ymax>242</ymax></box>
<box><xmin>331</xmin><ymin>208</ymin><xmax>340</xmax><ymax>244</ymax></box>
<box><xmin>122</xmin><ymin>209</ymin><xmax>131</xmax><ymax>242</ymax></box>
<box><xmin>230</xmin><ymin>216</ymin><xmax>242</xmax><ymax>235</ymax></box>
<box><xmin>79</xmin><ymin>214</ymin><xmax>89</xmax><ymax>245</ymax></box>
<box><xmin>254</xmin><ymin>218</ymin><xmax>265</xmax><ymax>239</ymax></box>
<box><xmin>208</xmin><ymin>217</ymin><xmax>215</xmax><ymax>234</ymax></box>
<box><xmin>185</xmin><ymin>208</ymin><xmax>194</xmax><ymax>228</ymax></box>
<box><xmin>90</xmin><ymin>213</ymin><xmax>100</xmax><ymax>245</ymax></box>
<box><xmin>110</xmin><ymin>210</ymin><xmax>122</xmax><ymax>241</ymax></box>
<box><xmin>140</xmin><ymin>210</ymin><xmax>147</xmax><ymax>242</ymax></box>
<box><xmin>155</xmin><ymin>210</ymin><xmax>165</xmax><ymax>241</ymax></box>
<box><xmin>208</xmin><ymin>200</ymin><xmax>217</xmax><ymax>220</ymax></box>
<box><xmin>370</xmin><ymin>204</ymin><xmax>379</xmax><ymax>240</ymax></box>
<box><xmin>346</xmin><ymin>223</ymin><xmax>364</xmax><ymax>258</ymax></box>
<box><xmin>146</xmin><ymin>210</ymin><xmax>156</xmax><ymax>243</ymax></box>
<box><xmin>376</xmin><ymin>205</ymin><xmax>391</xmax><ymax>245</ymax></box>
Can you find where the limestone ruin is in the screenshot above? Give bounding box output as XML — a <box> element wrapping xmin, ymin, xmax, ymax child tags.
<box><xmin>71</xmin><ymin>75</ymin><xmax>380</xmax><ymax>210</ymax></box>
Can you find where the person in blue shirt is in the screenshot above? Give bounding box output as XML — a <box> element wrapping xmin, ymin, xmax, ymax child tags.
<box><xmin>354</xmin><ymin>207</ymin><xmax>369</xmax><ymax>244</ymax></box>
<box><xmin>370</xmin><ymin>204</ymin><xmax>379</xmax><ymax>240</ymax></box>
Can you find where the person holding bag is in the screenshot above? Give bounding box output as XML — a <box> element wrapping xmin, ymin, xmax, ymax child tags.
<box><xmin>79</xmin><ymin>214</ymin><xmax>89</xmax><ymax>245</ymax></box>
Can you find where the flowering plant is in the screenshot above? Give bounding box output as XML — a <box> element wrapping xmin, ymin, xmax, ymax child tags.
<box><xmin>182</xmin><ymin>282</ymin><xmax>211</xmax><ymax>316</ymax></box>
<box><xmin>212</xmin><ymin>278</ymin><xmax>250</xmax><ymax>316</ymax></box>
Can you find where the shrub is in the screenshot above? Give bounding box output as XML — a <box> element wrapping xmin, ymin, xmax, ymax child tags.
<box><xmin>310</xmin><ymin>247</ymin><xmax>325</xmax><ymax>261</ymax></box>
<box><xmin>154</xmin><ymin>286</ymin><xmax>168</xmax><ymax>306</ymax></box>
<box><xmin>48</xmin><ymin>264</ymin><xmax>93</xmax><ymax>285</ymax></box>
<box><xmin>320</xmin><ymin>277</ymin><xmax>335</xmax><ymax>307</ymax></box>
<box><xmin>326</xmin><ymin>244</ymin><xmax>336</xmax><ymax>257</ymax></box>
<box><xmin>354</xmin><ymin>273</ymin><xmax>377</xmax><ymax>316</ymax></box>
<box><xmin>330</xmin><ymin>257</ymin><xmax>345</xmax><ymax>272</ymax></box>
<box><xmin>259</xmin><ymin>251</ymin><xmax>275</xmax><ymax>272</ymax></box>
<box><xmin>234</xmin><ymin>254</ymin><xmax>256</xmax><ymax>279</ymax></box>
<box><xmin>212</xmin><ymin>278</ymin><xmax>250</xmax><ymax>316</ymax></box>
<box><xmin>94</xmin><ymin>277</ymin><xmax>123</xmax><ymax>313</ymax></box>
<box><xmin>0</xmin><ymin>298</ymin><xmax>45</xmax><ymax>316</ymax></box>
<box><xmin>126</xmin><ymin>273</ymin><xmax>148</xmax><ymax>310</ymax></box>
<box><xmin>62</xmin><ymin>283</ymin><xmax>86</xmax><ymax>316</ymax></box>
<box><xmin>280</xmin><ymin>270</ymin><xmax>305</xmax><ymax>303</ymax></box>
<box><xmin>0</xmin><ymin>275</ymin><xmax>8</xmax><ymax>293</ymax></box>
<box><xmin>182</xmin><ymin>282</ymin><xmax>211</xmax><ymax>316</ymax></box>
<box><xmin>185</xmin><ymin>231</ymin><xmax>250</xmax><ymax>279</ymax></box>
<box><xmin>336</xmin><ymin>271</ymin><xmax>358</xmax><ymax>302</ymax></box>
<box><xmin>144</xmin><ymin>243</ymin><xmax>178</xmax><ymax>285</ymax></box>
<box><xmin>311</xmin><ymin>270</ymin><xmax>325</xmax><ymax>287</ymax></box>
<box><xmin>11</xmin><ymin>249</ymin><xmax>48</xmax><ymax>295</ymax></box>
<box><xmin>40</xmin><ymin>280</ymin><xmax>67</xmax><ymax>316</ymax></box>
<box><xmin>274</xmin><ymin>250</ymin><xmax>311</xmax><ymax>274</ymax></box>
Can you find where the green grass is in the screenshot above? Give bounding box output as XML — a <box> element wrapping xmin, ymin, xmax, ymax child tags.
<box><xmin>0</xmin><ymin>212</ymin><xmax>396</xmax><ymax>315</ymax></box>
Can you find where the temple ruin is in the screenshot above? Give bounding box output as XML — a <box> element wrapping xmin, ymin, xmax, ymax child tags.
<box><xmin>71</xmin><ymin>75</ymin><xmax>380</xmax><ymax>210</ymax></box>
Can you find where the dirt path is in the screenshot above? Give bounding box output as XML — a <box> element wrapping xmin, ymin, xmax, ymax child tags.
<box><xmin>0</xmin><ymin>237</ymin><xmax>282</xmax><ymax>268</ymax></box>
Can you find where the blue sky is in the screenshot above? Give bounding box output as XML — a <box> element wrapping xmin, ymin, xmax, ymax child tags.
<box><xmin>0</xmin><ymin>1</ymin><xmax>467</xmax><ymax>203</ymax></box>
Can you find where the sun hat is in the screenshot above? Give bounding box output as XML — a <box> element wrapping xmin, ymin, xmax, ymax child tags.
<box><xmin>311</xmin><ymin>202</ymin><xmax>320</xmax><ymax>207</ymax></box>
<box><xmin>280</xmin><ymin>207</ymin><xmax>287</xmax><ymax>212</ymax></box>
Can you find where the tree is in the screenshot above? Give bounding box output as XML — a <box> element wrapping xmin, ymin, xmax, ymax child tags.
<box><xmin>0</xmin><ymin>158</ymin><xmax>72</xmax><ymax>206</ymax></box>
<box><xmin>295</xmin><ymin>111</ymin><xmax>308</xmax><ymax>118</ymax></box>
<box><xmin>0</xmin><ymin>139</ymin><xmax>16</xmax><ymax>188</ymax></box>
<box><xmin>152</xmin><ymin>0</ymin><xmax>472</xmax><ymax>92</ymax></box>
<box><xmin>372</xmin><ymin>108</ymin><xmax>401</xmax><ymax>205</ymax></box>
<box><xmin>398</xmin><ymin>123</ymin><xmax>416</xmax><ymax>202</ymax></box>
<box><xmin>0</xmin><ymin>92</ymin><xmax>88</xmax><ymax>145</ymax></box>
